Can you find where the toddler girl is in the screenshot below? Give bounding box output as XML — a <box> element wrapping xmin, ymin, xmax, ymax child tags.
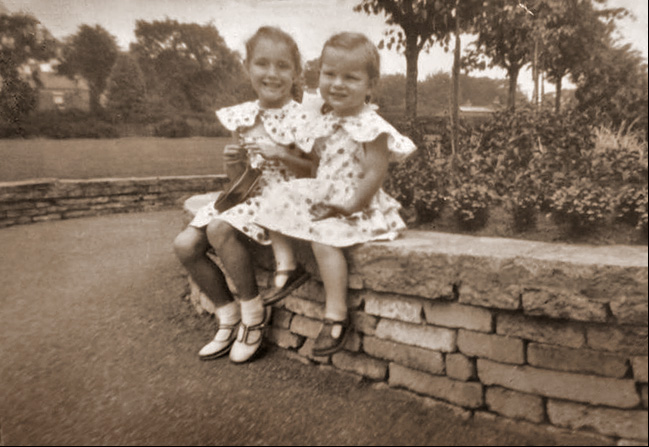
<box><xmin>255</xmin><ymin>32</ymin><xmax>416</xmax><ymax>355</ymax></box>
<box><xmin>174</xmin><ymin>26</ymin><xmax>311</xmax><ymax>363</ymax></box>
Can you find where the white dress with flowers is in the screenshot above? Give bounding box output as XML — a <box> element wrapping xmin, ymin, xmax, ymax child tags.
<box><xmin>189</xmin><ymin>100</ymin><xmax>311</xmax><ymax>245</ymax></box>
<box><xmin>254</xmin><ymin>105</ymin><xmax>417</xmax><ymax>248</ymax></box>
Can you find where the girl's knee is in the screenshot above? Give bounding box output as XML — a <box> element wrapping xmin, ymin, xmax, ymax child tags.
<box><xmin>206</xmin><ymin>219</ymin><xmax>237</xmax><ymax>250</ymax></box>
<box><xmin>173</xmin><ymin>228</ymin><xmax>207</xmax><ymax>264</ymax></box>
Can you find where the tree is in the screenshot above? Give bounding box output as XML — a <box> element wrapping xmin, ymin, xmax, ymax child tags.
<box><xmin>130</xmin><ymin>19</ymin><xmax>246</xmax><ymax>113</ymax></box>
<box><xmin>354</xmin><ymin>0</ymin><xmax>465</xmax><ymax>120</ymax></box>
<box><xmin>573</xmin><ymin>40</ymin><xmax>648</xmax><ymax>137</ymax></box>
<box><xmin>57</xmin><ymin>25</ymin><xmax>119</xmax><ymax>114</ymax></box>
<box><xmin>536</xmin><ymin>0</ymin><xmax>623</xmax><ymax>113</ymax></box>
<box><xmin>105</xmin><ymin>53</ymin><xmax>147</xmax><ymax>122</ymax></box>
<box><xmin>466</xmin><ymin>0</ymin><xmax>535</xmax><ymax>111</ymax></box>
<box><xmin>0</xmin><ymin>13</ymin><xmax>55</xmax><ymax>124</ymax></box>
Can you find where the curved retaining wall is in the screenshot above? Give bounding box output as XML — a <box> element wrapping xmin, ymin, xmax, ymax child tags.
<box><xmin>183</xmin><ymin>194</ymin><xmax>648</xmax><ymax>445</ymax></box>
<box><xmin>0</xmin><ymin>175</ymin><xmax>228</xmax><ymax>228</ymax></box>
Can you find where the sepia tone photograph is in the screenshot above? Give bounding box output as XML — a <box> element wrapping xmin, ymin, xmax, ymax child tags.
<box><xmin>1</xmin><ymin>0</ymin><xmax>647</xmax><ymax>445</ymax></box>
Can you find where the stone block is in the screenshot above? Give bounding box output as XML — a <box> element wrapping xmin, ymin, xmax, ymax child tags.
<box><xmin>283</xmin><ymin>296</ymin><xmax>325</xmax><ymax>320</ymax></box>
<box><xmin>641</xmin><ymin>385</ymin><xmax>648</xmax><ymax>409</ymax></box>
<box><xmin>270</xmin><ymin>308</ymin><xmax>293</xmax><ymax>330</ymax></box>
<box><xmin>547</xmin><ymin>399</ymin><xmax>648</xmax><ymax>441</ymax></box>
<box><xmin>496</xmin><ymin>313</ymin><xmax>585</xmax><ymax>348</ymax></box>
<box><xmin>363</xmin><ymin>336</ymin><xmax>444</xmax><ymax>375</ymax></box>
<box><xmin>389</xmin><ymin>363</ymin><xmax>483</xmax><ymax>408</ymax></box>
<box><xmin>267</xmin><ymin>327</ymin><xmax>303</xmax><ymax>350</ymax></box>
<box><xmin>527</xmin><ymin>342</ymin><xmax>629</xmax><ymax>378</ymax></box>
<box><xmin>351</xmin><ymin>311</ymin><xmax>378</xmax><ymax>336</ymax></box>
<box><xmin>485</xmin><ymin>386</ymin><xmax>545</xmax><ymax>423</ymax></box>
<box><xmin>445</xmin><ymin>353</ymin><xmax>476</xmax><ymax>381</ymax></box>
<box><xmin>477</xmin><ymin>359</ymin><xmax>641</xmax><ymax>409</ymax></box>
<box><xmin>291</xmin><ymin>279</ymin><xmax>325</xmax><ymax>303</ymax></box>
<box><xmin>610</xmin><ymin>295</ymin><xmax>649</xmax><ymax>325</ymax></box>
<box><xmin>587</xmin><ymin>325</ymin><xmax>648</xmax><ymax>355</ymax></box>
<box><xmin>457</xmin><ymin>329</ymin><xmax>525</xmax><ymax>364</ymax></box>
<box><xmin>423</xmin><ymin>301</ymin><xmax>493</xmax><ymax>332</ymax></box>
<box><xmin>375</xmin><ymin>319</ymin><xmax>456</xmax><ymax>352</ymax></box>
<box><xmin>522</xmin><ymin>288</ymin><xmax>608</xmax><ymax>322</ymax></box>
<box><xmin>343</xmin><ymin>330</ymin><xmax>362</xmax><ymax>352</ymax></box>
<box><xmin>632</xmin><ymin>356</ymin><xmax>649</xmax><ymax>382</ymax></box>
<box><xmin>458</xmin><ymin>283</ymin><xmax>521</xmax><ymax>310</ymax></box>
<box><xmin>363</xmin><ymin>291</ymin><xmax>423</xmax><ymax>323</ymax></box>
<box><xmin>290</xmin><ymin>314</ymin><xmax>321</xmax><ymax>339</ymax></box>
<box><xmin>331</xmin><ymin>351</ymin><xmax>387</xmax><ymax>380</ymax></box>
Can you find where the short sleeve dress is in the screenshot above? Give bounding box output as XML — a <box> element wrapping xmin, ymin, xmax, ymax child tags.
<box><xmin>189</xmin><ymin>100</ymin><xmax>311</xmax><ymax>245</ymax></box>
<box><xmin>254</xmin><ymin>104</ymin><xmax>417</xmax><ymax>248</ymax></box>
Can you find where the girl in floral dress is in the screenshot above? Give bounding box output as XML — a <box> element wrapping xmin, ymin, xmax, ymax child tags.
<box><xmin>255</xmin><ymin>32</ymin><xmax>416</xmax><ymax>356</ymax></box>
<box><xmin>174</xmin><ymin>26</ymin><xmax>311</xmax><ymax>364</ymax></box>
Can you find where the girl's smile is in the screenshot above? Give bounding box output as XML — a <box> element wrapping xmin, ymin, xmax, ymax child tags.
<box><xmin>248</xmin><ymin>38</ymin><xmax>296</xmax><ymax>108</ymax></box>
<box><xmin>319</xmin><ymin>46</ymin><xmax>374</xmax><ymax>117</ymax></box>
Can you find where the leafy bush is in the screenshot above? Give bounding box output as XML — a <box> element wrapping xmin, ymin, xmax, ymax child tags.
<box><xmin>448</xmin><ymin>183</ymin><xmax>492</xmax><ymax>231</ymax></box>
<box><xmin>549</xmin><ymin>180</ymin><xmax>612</xmax><ymax>232</ymax></box>
<box><xmin>153</xmin><ymin>118</ymin><xmax>191</xmax><ymax>138</ymax></box>
<box><xmin>616</xmin><ymin>185</ymin><xmax>648</xmax><ymax>230</ymax></box>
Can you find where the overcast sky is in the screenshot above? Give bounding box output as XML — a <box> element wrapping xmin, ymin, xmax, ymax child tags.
<box><xmin>4</xmin><ymin>0</ymin><xmax>647</xmax><ymax>97</ymax></box>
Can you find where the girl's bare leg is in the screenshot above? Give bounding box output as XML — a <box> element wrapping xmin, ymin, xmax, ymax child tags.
<box><xmin>173</xmin><ymin>226</ymin><xmax>234</xmax><ymax>307</ymax></box>
<box><xmin>312</xmin><ymin>242</ymin><xmax>348</xmax><ymax>323</ymax></box>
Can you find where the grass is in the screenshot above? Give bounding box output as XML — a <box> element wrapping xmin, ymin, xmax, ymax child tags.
<box><xmin>0</xmin><ymin>137</ymin><xmax>229</xmax><ymax>182</ymax></box>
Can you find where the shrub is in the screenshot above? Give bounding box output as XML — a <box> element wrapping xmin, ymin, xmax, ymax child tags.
<box><xmin>448</xmin><ymin>183</ymin><xmax>492</xmax><ymax>231</ymax></box>
<box><xmin>20</xmin><ymin>109</ymin><xmax>119</xmax><ymax>138</ymax></box>
<box><xmin>549</xmin><ymin>179</ymin><xmax>612</xmax><ymax>233</ymax></box>
<box><xmin>616</xmin><ymin>185</ymin><xmax>648</xmax><ymax>229</ymax></box>
<box><xmin>154</xmin><ymin>118</ymin><xmax>191</xmax><ymax>138</ymax></box>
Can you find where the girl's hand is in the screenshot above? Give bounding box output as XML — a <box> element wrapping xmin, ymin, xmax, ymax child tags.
<box><xmin>244</xmin><ymin>140</ymin><xmax>288</xmax><ymax>161</ymax></box>
<box><xmin>310</xmin><ymin>202</ymin><xmax>352</xmax><ymax>221</ymax></box>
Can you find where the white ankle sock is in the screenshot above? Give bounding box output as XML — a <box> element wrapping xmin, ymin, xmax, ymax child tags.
<box><xmin>240</xmin><ymin>296</ymin><xmax>264</xmax><ymax>325</ymax></box>
<box><xmin>216</xmin><ymin>301</ymin><xmax>240</xmax><ymax>325</ymax></box>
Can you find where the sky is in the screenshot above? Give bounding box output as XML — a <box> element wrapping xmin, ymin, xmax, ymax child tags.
<box><xmin>3</xmin><ymin>0</ymin><xmax>648</xmax><ymax>98</ymax></box>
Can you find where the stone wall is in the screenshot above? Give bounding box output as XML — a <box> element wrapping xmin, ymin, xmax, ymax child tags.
<box><xmin>183</xmin><ymin>194</ymin><xmax>648</xmax><ymax>445</ymax></box>
<box><xmin>0</xmin><ymin>175</ymin><xmax>228</xmax><ymax>228</ymax></box>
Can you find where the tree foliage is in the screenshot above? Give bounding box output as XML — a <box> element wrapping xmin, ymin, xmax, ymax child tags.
<box><xmin>105</xmin><ymin>53</ymin><xmax>147</xmax><ymax>122</ymax></box>
<box><xmin>130</xmin><ymin>19</ymin><xmax>249</xmax><ymax>114</ymax></box>
<box><xmin>354</xmin><ymin>0</ymin><xmax>480</xmax><ymax>119</ymax></box>
<box><xmin>0</xmin><ymin>13</ymin><xmax>55</xmax><ymax>124</ymax></box>
<box><xmin>57</xmin><ymin>24</ymin><xmax>119</xmax><ymax>114</ymax></box>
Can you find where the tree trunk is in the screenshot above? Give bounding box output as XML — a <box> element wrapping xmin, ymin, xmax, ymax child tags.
<box><xmin>451</xmin><ymin>15</ymin><xmax>461</xmax><ymax>156</ymax></box>
<box><xmin>89</xmin><ymin>84</ymin><xmax>101</xmax><ymax>115</ymax></box>
<box><xmin>404</xmin><ymin>33</ymin><xmax>419</xmax><ymax>121</ymax></box>
<box><xmin>554</xmin><ymin>76</ymin><xmax>562</xmax><ymax>113</ymax></box>
<box><xmin>507</xmin><ymin>66</ymin><xmax>520</xmax><ymax>112</ymax></box>
<box><xmin>532</xmin><ymin>39</ymin><xmax>539</xmax><ymax>110</ymax></box>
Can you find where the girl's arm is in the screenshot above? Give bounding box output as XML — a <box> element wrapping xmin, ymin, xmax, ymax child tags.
<box><xmin>312</xmin><ymin>134</ymin><xmax>389</xmax><ymax>219</ymax></box>
<box><xmin>247</xmin><ymin>141</ymin><xmax>313</xmax><ymax>178</ymax></box>
<box><xmin>223</xmin><ymin>132</ymin><xmax>246</xmax><ymax>180</ymax></box>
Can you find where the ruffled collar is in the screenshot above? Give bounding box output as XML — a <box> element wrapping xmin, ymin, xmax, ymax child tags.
<box><xmin>216</xmin><ymin>100</ymin><xmax>302</xmax><ymax>145</ymax></box>
<box><xmin>295</xmin><ymin>103</ymin><xmax>416</xmax><ymax>162</ymax></box>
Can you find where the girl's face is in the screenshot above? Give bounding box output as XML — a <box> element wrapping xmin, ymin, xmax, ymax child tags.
<box><xmin>319</xmin><ymin>46</ymin><xmax>374</xmax><ymax>116</ymax></box>
<box><xmin>247</xmin><ymin>37</ymin><xmax>297</xmax><ymax>108</ymax></box>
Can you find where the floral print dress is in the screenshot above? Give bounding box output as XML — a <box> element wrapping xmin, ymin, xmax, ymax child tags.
<box><xmin>190</xmin><ymin>100</ymin><xmax>311</xmax><ymax>245</ymax></box>
<box><xmin>254</xmin><ymin>105</ymin><xmax>417</xmax><ymax>248</ymax></box>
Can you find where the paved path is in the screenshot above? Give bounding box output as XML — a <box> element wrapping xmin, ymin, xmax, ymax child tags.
<box><xmin>0</xmin><ymin>211</ymin><xmax>611</xmax><ymax>446</ymax></box>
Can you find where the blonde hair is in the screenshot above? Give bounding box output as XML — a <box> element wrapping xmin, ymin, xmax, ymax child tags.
<box><xmin>320</xmin><ymin>32</ymin><xmax>381</xmax><ymax>83</ymax></box>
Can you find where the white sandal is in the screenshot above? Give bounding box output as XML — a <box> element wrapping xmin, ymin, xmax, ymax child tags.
<box><xmin>198</xmin><ymin>321</ymin><xmax>240</xmax><ymax>361</ymax></box>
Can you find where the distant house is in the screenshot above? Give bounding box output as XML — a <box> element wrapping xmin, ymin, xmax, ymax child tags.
<box><xmin>35</xmin><ymin>71</ymin><xmax>90</xmax><ymax>112</ymax></box>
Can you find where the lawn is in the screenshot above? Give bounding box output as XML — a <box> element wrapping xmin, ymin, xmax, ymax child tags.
<box><xmin>0</xmin><ymin>137</ymin><xmax>229</xmax><ymax>182</ymax></box>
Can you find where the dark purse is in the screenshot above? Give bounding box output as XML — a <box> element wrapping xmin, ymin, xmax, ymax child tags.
<box><xmin>213</xmin><ymin>162</ymin><xmax>262</xmax><ymax>212</ymax></box>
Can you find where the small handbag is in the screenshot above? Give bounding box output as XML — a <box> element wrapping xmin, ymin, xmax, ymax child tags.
<box><xmin>213</xmin><ymin>162</ymin><xmax>262</xmax><ymax>212</ymax></box>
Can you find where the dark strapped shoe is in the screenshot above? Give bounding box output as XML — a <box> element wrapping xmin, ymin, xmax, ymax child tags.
<box><xmin>312</xmin><ymin>318</ymin><xmax>350</xmax><ymax>357</ymax></box>
<box><xmin>262</xmin><ymin>264</ymin><xmax>310</xmax><ymax>306</ymax></box>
